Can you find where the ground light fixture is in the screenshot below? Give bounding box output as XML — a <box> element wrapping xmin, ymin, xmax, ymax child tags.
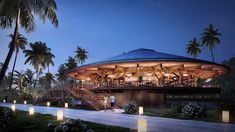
<box><xmin>3</xmin><ymin>99</ymin><xmax>5</xmax><ymax>103</ymax></box>
<box><xmin>57</xmin><ymin>110</ymin><xmax>64</xmax><ymax>121</ymax></box>
<box><xmin>137</xmin><ymin>118</ymin><xmax>147</xmax><ymax>132</ymax></box>
<box><xmin>47</xmin><ymin>102</ymin><xmax>50</xmax><ymax>107</ymax></box>
<box><xmin>139</xmin><ymin>107</ymin><xmax>144</xmax><ymax>115</ymax></box>
<box><xmin>11</xmin><ymin>104</ymin><xmax>16</xmax><ymax>112</ymax></box>
<box><xmin>65</xmin><ymin>103</ymin><xmax>68</xmax><ymax>108</ymax></box>
<box><xmin>24</xmin><ymin>100</ymin><xmax>27</xmax><ymax>104</ymax></box>
<box><xmin>222</xmin><ymin>111</ymin><xmax>230</xmax><ymax>123</ymax></box>
<box><xmin>29</xmin><ymin>107</ymin><xmax>35</xmax><ymax>115</ymax></box>
<box><xmin>13</xmin><ymin>100</ymin><xmax>16</xmax><ymax>104</ymax></box>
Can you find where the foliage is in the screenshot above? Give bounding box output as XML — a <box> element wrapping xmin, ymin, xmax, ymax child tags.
<box><xmin>39</xmin><ymin>73</ymin><xmax>55</xmax><ymax>89</ymax></box>
<box><xmin>65</xmin><ymin>56</ymin><xmax>77</xmax><ymax>70</ymax></box>
<box><xmin>0</xmin><ymin>107</ymin><xmax>13</xmax><ymax>128</ymax></box>
<box><xmin>56</xmin><ymin>64</ymin><xmax>68</xmax><ymax>86</ymax></box>
<box><xmin>13</xmin><ymin>70</ymin><xmax>27</xmax><ymax>92</ymax></box>
<box><xmin>186</xmin><ymin>38</ymin><xmax>201</xmax><ymax>58</ymax></box>
<box><xmin>123</xmin><ymin>101</ymin><xmax>138</xmax><ymax>114</ymax></box>
<box><xmin>216</xmin><ymin>57</ymin><xmax>235</xmax><ymax>110</ymax></box>
<box><xmin>182</xmin><ymin>102</ymin><xmax>207</xmax><ymax>119</ymax></box>
<box><xmin>74</xmin><ymin>46</ymin><xmax>88</xmax><ymax>65</ymax></box>
<box><xmin>201</xmin><ymin>24</ymin><xmax>221</xmax><ymax>62</ymax></box>
<box><xmin>170</xmin><ymin>102</ymin><xmax>185</xmax><ymax>113</ymax></box>
<box><xmin>48</xmin><ymin>119</ymin><xmax>93</xmax><ymax>132</ymax></box>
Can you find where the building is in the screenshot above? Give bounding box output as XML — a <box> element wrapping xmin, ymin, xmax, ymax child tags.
<box><xmin>66</xmin><ymin>48</ymin><xmax>229</xmax><ymax>108</ymax></box>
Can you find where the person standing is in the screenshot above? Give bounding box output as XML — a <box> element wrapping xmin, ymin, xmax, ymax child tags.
<box><xmin>109</xmin><ymin>94</ymin><xmax>116</xmax><ymax>111</ymax></box>
<box><xmin>103</xmin><ymin>94</ymin><xmax>108</xmax><ymax>112</ymax></box>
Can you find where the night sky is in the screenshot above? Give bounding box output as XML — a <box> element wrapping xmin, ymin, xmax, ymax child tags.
<box><xmin>0</xmin><ymin>0</ymin><xmax>235</xmax><ymax>74</ymax></box>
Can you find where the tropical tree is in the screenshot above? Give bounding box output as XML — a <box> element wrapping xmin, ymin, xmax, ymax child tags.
<box><xmin>0</xmin><ymin>0</ymin><xmax>58</xmax><ymax>86</ymax></box>
<box><xmin>0</xmin><ymin>0</ymin><xmax>58</xmax><ymax>85</ymax></box>
<box><xmin>13</xmin><ymin>70</ymin><xmax>27</xmax><ymax>93</ymax></box>
<box><xmin>25</xmin><ymin>69</ymin><xmax>35</xmax><ymax>88</ymax></box>
<box><xmin>24</xmin><ymin>42</ymin><xmax>54</xmax><ymax>87</ymax></box>
<box><xmin>41</xmin><ymin>73</ymin><xmax>55</xmax><ymax>89</ymax></box>
<box><xmin>56</xmin><ymin>64</ymin><xmax>67</xmax><ymax>87</ymax></box>
<box><xmin>186</xmin><ymin>38</ymin><xmax>201</xmax><ymax>58</ymax></box>
<box><xmin>201</xmin><ymin>24</ymin><xmax>221</xmax><ymax>62</ymax></box>
<box><xmin>8</xmin><ymin>34</ymin><xmax>28</xmax><ymax>89</ymax></box>
<box><xmin>75</xmin><ymin>46</ymin><xmax>88</xmax><ymax>65</ymax></box>
<box><xmin>65</xmin><ymin>56</ymin><xmax>77</xmax><ymax>70</ymax></box>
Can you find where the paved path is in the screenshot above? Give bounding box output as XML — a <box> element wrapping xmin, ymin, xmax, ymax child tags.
<box><xmin>1</xmin><ymin>103</ymin><xmax>235</xmax><ymax>132</ymax></box>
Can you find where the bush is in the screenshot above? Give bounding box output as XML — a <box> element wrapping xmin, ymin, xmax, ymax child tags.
<box><xmin>182</xmin><ymin>102</ymin><xmax>207</xmax><ymax>119</ymax></box>
<box><xmin>123</xmin><ymin>101</ymin><xmax>138</xmax><ymax>114</ymax></box>
<box><xmin>171</xmin><ymin>102</ymin><xmax>185</xmax><ymax>113</ymax></box>
<box><xmin>48</xmin><ymin>119</ymin><xmax>93</xmax><ymax>132</ymax></box>
<box><xmin>0</xmin><ymin>107</ymin><xmax>13</xmax><ymax>127</ymax></box>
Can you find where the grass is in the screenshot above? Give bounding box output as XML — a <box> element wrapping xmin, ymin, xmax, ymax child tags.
<box><xmin>0</xmin><ymin>110</ymin><xmax>133</xmax><ymax>132</ymax></box>
<box><xmin>144</xmin><ymin>107</ymin><xmax>235</xmax><ymax>124</ymax></box>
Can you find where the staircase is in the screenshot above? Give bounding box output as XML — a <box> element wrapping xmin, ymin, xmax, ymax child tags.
<box><xmin>67</xmin><ymin>87</ymin><xmax>104</xmax><ymax>110</ymax></box>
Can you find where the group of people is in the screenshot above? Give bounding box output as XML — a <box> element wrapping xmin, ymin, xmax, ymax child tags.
<box><xmin>103</xmin><ymin>94</ymin><xmax>116</xmax><ymax>112</ymax></box>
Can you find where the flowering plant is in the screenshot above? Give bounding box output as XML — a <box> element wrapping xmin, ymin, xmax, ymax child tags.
<box><xmin>123</xmin><ymin>101</ymin><xmax>138</xmax><ymax>114</ymax></box>
<box><xmin>182</xmin><ymin>102</ymin><xmax>207</xmax><ymax>119</ymax></box>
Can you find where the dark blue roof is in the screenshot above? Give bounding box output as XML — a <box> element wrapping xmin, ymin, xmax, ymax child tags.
<box><xmin>86</xmin><ymin>48</ymin><xmax>213</xmax><ymax>66</ymax></box>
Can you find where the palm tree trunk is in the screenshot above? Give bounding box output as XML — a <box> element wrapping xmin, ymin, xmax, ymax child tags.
<box><xmin>34</xmin><ymin>72</ymin><xmax>39</xmax><ymax>88</ymax></box>
<box><xmin>8</xmin><ymin>51</ymin><xmax>18</xmax><ymax>90</ymax></box>
<box><xmin>210</xmin><ymin>47</ymin><xmax>215</xmax><ymax>62</ymax></box>
<box><xmin>0</xmin><ymin>9</ymin><xmax>20</xmax><ymax>87</ymax></box>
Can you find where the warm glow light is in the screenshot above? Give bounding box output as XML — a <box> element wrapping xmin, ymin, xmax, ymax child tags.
<box><xmin>86</xmin><ymin>77</ymin><xmax>91</xmax><ymax>80</ymax></box>
<box><xmin>11</xmin><ymin>105</ymin><xmax>16</xmax><ymax>112</ymax></box>
<box><xmin>65</xmin><ymin>103</ymin><xmax>68</xmax><ymax>108</ymax></box>
<box><xmin>139</xmin><ymin>107</ymin><xmax>144</xmax><ymax>115</ymax></box>
<box><xmin>138</xmin><ymin>119</ymin><xmax>147</xmax><ymax>132</ymax></box>
<box><xmin>183</xmin><ymin>73</ymin><xmax>189</xmax><ymax>77</ymax></box>
<box><xmin>57</xmin><ymin>110</ymin><xmax>64</xmax><ymax>121</ymax></box>
<box><xmin>13</xmin><ymin>100</ymin><xmax>16</xmax><ymax>104</ymax></box>
<box><xmin>47</xmin><ymin>102</ymin><xmax>50</xmax><ymax>107</ymax></box>
<box><xmin>146</xmin><ymin>73</ymin><xmax>152</xmax><ymax>76</ymax></box>
<box><xmin>3</xmin><ymin>100</ymin><xmax>5</xmax><ymax>103</ymax></box>
<box><xmin>126</xmin><ymin>73</ymin><xmax>132</xmax><ymax>77</ymax></box>
<box><xmin>24</xmin><ymin>100</ymin><xmax>27</xmax><ymax>104</ymax></box>
<box><xmin>29</xmin><ymin>107</ymin><xmax>35</xmax><ymax>115</ymax></box>
<box><xmin>222</xmin><ymin>111</ymin><xmax>230</xmax><ymax>123</ymax></box>
<box><xmin>164</xmin><ymin>73</ymin><xmax>170</xmax><ymax>76</ymax></box>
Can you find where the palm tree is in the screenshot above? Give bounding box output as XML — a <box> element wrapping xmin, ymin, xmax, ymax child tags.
<box><xmin>56</xmin><ymin>64</ymin><xmax>67</xmax><ymax>87</ymax></box>
<box><xmin>186</xmin><ymin>38</ymin><xmax>201</xmax><ymax>58</ymax></box>
<box><xmin>24</xmin><ymin>42</ymin><xmax>54</xmax><ymax>87</ymax></box>
<box><xmin>13</xmin><ymin>70</ymin><xmax>27</xmax><ymax>93</ymax></box>
<box><xmin>65</xmin><ymin>56</ymin><xmax>77</xmax><ymax>70</ymax></box>
<box><xmin>8</xmin><ymin>34</ymin><xmax>28</xmax><ymax>89</ymax></box>
<box><xmin>74</xmin><ymin>46</ymin><xmax>88</xmax><ymax>65</ymax></box>
<box><xmin>0</xmin><ymin>0</ymin><xmax>58</xmax><ymax>86</ymax></box>
<box><xmin>40</xmin><ymin>73</ymin><xmax>55</xmax><ymax>89</ymax></box>
<box><xmin>25</xmin><ymin>69</ymin><xmax>35</xmax><ymax>88</ymax></box>
<box><xmin>201</xmin><ymin>24</ymin><xmax>221</xmax><ymax>62</ymax></box>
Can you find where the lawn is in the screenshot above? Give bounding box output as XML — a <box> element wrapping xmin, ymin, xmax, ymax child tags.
<box><xmin>0</xmin><ymin>110</ymin><xmax>133</xmax><ymax>132</ymax></box>
<box><xmin>144</xmin><ymin>107</ymin><xmax>235</xmax><ymax>124</ymax></box>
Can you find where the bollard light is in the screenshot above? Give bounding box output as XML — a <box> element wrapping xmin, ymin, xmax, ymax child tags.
<box><xmin>13</xmin><ymin>100</ymin><xmax>16</xmax><ymax>104</ymax></box>
<box><xmin>139</xmin><ymin>107</ymin><xmax>144</xmax><ymax>115</ymax></box>
<box><xmin>138</xmin><ymin>119</ymin><xmax>147</xmax><ymax>132</ymax></box>
<box><xmin>11</xmin><ymin>104</ymin><xmax>16</xmax><ymax>112</ymax></box>
<box><xmin>3</xmin><ymin>100</ymin><xmax>5</xmax><ymax>103</ymax></box>
<box><xmin>222</xmin><ymin>111</ymin><xmax>230</xmax><ymax>123</ymax></box>
<box><xmin>29</xmin><ymin>107</ymin><xmax>35</xmax><ymax>115</ymax></box>
<box><xmin>24</xmin><ymin>100</ymin><xmax>27</xmax><ymax>104</ymax></box>
<box><xmin>47</xmin><ymin>102</ymin><xmax>50</xmax><ymax>107</ymax></box>
<box><xmin>57</xmin><ymin>110</ymin><xmax>64</xmax><ymax>121</ymax></box>
<box><xmin>65</xmin><ymin>103</ymin><xmax>68</xmax><ymax>108</ymax></box>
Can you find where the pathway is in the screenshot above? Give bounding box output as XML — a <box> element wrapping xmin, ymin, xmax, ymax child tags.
<box><xmin>0</xmin><ymin>103</ymin><xmax>235</xmax><ymax>132</ymax></box>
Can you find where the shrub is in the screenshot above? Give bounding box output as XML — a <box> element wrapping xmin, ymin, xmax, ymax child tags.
<box><xmin>182</xmin><ymin>102</ymin><xmax>207</xmax><ymax>119</ymax></box>
<box><xmin>171</xmin><ymin>102</ymin><xmax>185</xmax><ymax>113</ymax></box>
<box><xmin>0</xmin><ymin>107</ymin><xmax>13</xmax><ymax>127</ymax></box>
<box><xmin>48</xmin><ymin>119</ymin><xmax>93</xmax><ymax>132</ymax></box>
<box><xmin>123</xmin><ymin>101</ymin><xmax>138</xmax><ymax>114</ymax></box>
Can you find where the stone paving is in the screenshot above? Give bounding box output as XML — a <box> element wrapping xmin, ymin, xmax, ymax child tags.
<box><xmin>1</xmin><ymin>103</ymin><xmax>235</xmax><ymax>132</ymax></box>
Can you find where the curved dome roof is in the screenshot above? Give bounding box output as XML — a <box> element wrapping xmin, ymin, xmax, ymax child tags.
<box><xmin>66</xmin><ymin>48</ymin><xmax>229</xmax><ymax>79</ymax></box>
<box><xmin>98</xmin><ymin>48</ymin><xmax>211</xmax><ymax>64</ymax></box>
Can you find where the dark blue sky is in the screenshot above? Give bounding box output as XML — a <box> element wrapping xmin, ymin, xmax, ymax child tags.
<box><xmin>0</xmin><ymin>0</ymin><xmax>235</xmax><ymax>74</ymax></box>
